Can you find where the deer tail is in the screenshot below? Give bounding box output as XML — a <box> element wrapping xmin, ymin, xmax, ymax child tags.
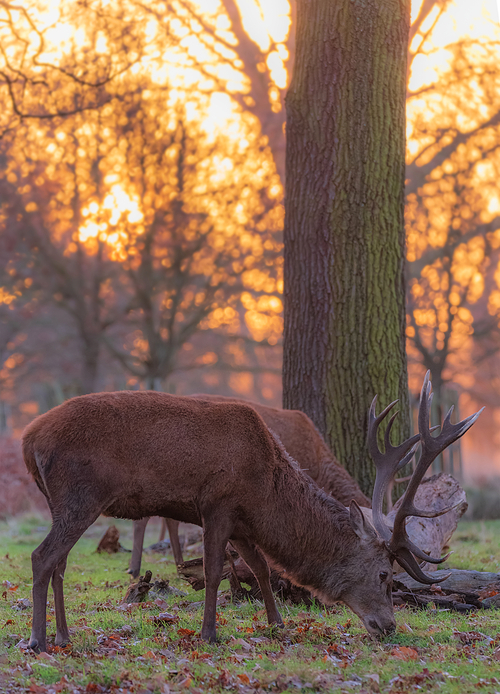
<box><xmin>22</xmin><ymin>436</ymin><xmax>50</xmax><ymax>501</ymax></box>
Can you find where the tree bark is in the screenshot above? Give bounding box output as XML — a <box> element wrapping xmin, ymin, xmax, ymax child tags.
<box><xmin>283</xmin><ymin>0</ymin><xmax>411</xmax><ymax>493</ymax></box>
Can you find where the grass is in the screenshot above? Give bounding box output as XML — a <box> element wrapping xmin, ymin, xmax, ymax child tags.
<box><xmin>1</xmin><ymin>516</ymin><xmax>500</xmax><ymax>693</ymax></box>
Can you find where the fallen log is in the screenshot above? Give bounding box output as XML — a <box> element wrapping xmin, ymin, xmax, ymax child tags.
<box><xmin>392</xmin><ymin>569</ymin><xmax>500</xmax><ymax>613</ymax></box>
<box><xmin>395</xmin><ymin>569</ymin><xmax>500</xmax><ymax>593</ymax></box>
<box><xmin>392</xmin><ymin>590</ymin><xmax>482</xmax><ymax>612</ymax></box>
<box><xmin>177</xmin><ymin>559</ymin><xmax>500</xmax><ymax>613</ymax></box>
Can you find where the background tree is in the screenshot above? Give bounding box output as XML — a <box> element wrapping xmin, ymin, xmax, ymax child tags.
<box><xmin>95</xmin><ymin>91</ymin><xmax>282</xmax><ymax>390</ymax></box>
<box><xmin>0</xmin><ymin>61</ymin><xmax>284</xmax><ymax>411</ymax></box>
<box><xmin>0</xmin><ymin>110</ymin><xmax>126</xmax><ymax>395</ymax></box>
<box><xmin>405</xmin><ymin>1</ymin><xmax>500</xmax><ymax>417</ymax></box>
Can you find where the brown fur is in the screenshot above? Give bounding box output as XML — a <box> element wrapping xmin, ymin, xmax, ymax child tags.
<box><xmin>23</xmin><ymin>391</ymin><xmax>395</xmax><ymax>652</ymax></box>
<box><xmin>193</xmin><ymin>395</ymin><xmax>370</xmax><ymax>507</ymax></box>
<box><xmin>129</xmin><ymin>395</ymin><xmax>370</xmax><ymax>577</ymax></box>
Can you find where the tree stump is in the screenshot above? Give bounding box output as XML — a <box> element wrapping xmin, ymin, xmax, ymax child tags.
<box><xmin>96</xmin><ymin>525</ymin><xmax>121</xmax><ymax>554</ymax></box>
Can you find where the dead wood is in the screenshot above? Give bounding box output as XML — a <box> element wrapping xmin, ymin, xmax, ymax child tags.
<box><xmin>145</xmin><ymin>540</ymin><xmax>171</xmax><ymax>554</ymax></box>
<box><xmin>395</xmin><ymin>569</ymin><xmax>500</xmax><ymax>593</ymax></box>
<box><xmin>122</xmin><ymin>570</ymin><xmax>187</xmax><ymax>603</ymax></box>
<box><xmin>179</xmin><ymin>556</ymin><xmax>500</xmax><ymax>615</ymax></box>
<box><xmin>392</xmin><ymin>569</ymin><xmax>500</xmax><ymax>613</ymax></box>
<box><xmin>123</xmin><ymin>570</ymin><xmax>153</xmax><ymax>603</ymax></box>
<box><xmin>178</xmin><ymin>554</ymin><xmax>234</xmax><ymax>591</ymax></box>
<box><xmin>387</xmin><ymin>473</ymin><xmax>467</xmax><ymax>573</ymax></box>
<box><xmin>96</xmin><ymin>525</ymin><xmax>122</xmax><ymax>554</ymax></box>
<box><xmin>392</xmin><ymin>590</ymin><xmax>482</xmax><ymax>612</ymax></box>
<box><xmin>178</xmin><ymin>553</ymin><xmax>318</xmax><ymax>606</ymax></box>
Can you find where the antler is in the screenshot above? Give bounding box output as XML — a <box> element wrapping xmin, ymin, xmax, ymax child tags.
<box><xmin>368</xmin><ymin>398</ymin><xmax>420</xmax><ymax>543</ymax></box>
<box><xmin>386</xmin><ymin>371</ymin><xmax>483</xmax><ymax>583</ymax></box>
<box><xmin>369</xmin><ymin>372</ymin><xmax>483</xmax><ymax>584</ymax></box>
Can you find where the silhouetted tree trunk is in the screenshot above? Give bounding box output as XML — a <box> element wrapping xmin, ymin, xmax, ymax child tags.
<box><xmin>283</xmin><ymin>0</ymin><xmax>411</xmax><ymax>494</ymax></box>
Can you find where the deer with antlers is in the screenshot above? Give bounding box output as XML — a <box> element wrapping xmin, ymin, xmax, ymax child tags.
<box><xmin>23</xmin><ymin>373</ymin><xmax>481</xmax><ymax>651</ymax></box>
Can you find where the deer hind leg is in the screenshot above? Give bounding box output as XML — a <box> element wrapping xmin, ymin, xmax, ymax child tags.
<box><xmin>51</xmin><ymin>555</ymin><xmax>69</xmax><ymax>646</ymax></box>
<box><xmin>165</xmin><ymin>518</ymin><xmax>183</xmax><ymax>566</ymax></box>
<box><xmin>30</xmin><ymin>508</ymin><xmax>100</xmax><ymax>652</ymax></box>
<box><xmin>230</xmin><ymin>538</ymin><xmax>283</xmax><ymax>628</ymax></box>
<box><xmin>200</xmin><ymin>516</ymin><xmax>234</xmax><ymax>643</ymax></box>
<box><xmin>158</xmin><ymin>517</ymin><xmax>167</xmax><ymax>542</ymax></box>
<box><xmin>129</xmin><ymin>517</ymin><xmax>150</xmax><ymax>578</ymax></box>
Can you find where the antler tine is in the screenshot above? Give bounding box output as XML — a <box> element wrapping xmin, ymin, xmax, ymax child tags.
<box><xmin>393</xmin><ymin>547</ymin><xmax>452</xmax><ymax>585</ymax></box>
<box><xmin>368</xmin><ymin>396</ymin><xmax>420</xmax><ymax>543</ymax></box>
<box><xmin>396</xmin><ymin>441</ymin><xmax>420</xmax><ymax>473</ymax></box>
<box><xmin>389</xmin><ymin>370</ymin><xmax>483</xmax><ymax>584</ymax></box>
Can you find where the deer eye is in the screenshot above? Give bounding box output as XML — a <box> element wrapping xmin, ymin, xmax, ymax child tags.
<box><xmin>379</xmin><ymin>571</ymin><xmax>388</xmax><ymax>582</ymax></box>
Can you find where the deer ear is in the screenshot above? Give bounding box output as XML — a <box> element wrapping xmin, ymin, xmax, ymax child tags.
<box><xmin>349</xmin><ymin>500</ymin><xmax>377</xmax><ymax>542</ymax></box>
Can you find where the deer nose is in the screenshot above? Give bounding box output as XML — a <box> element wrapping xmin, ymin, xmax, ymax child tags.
<box><xmin>368</xmin><ymin>619</ymin><xmax>396</xmax><ymax>636</ymax></box>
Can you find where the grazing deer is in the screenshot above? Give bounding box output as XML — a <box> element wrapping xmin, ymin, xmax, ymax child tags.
<box><xmin>129</xmin><ymin>395</ymin><xmax>370</xmax><ymax>577</ymax></box>
<box><xmin>23</xmin><ymin>373</ymin><xmax>481</xmax><ymax>651</ymax></box>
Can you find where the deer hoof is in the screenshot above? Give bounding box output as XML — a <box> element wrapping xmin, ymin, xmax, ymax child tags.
<box><xmin>28</xmin><ymin>639</ymin><xmax>42</xmax><ymax>653</ymax></box>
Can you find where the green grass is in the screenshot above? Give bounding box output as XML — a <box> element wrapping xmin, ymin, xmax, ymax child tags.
<box><xmin>1</xmin><ymin>517</ymin><xmax>500</xmax><ymax>693</ymax></box>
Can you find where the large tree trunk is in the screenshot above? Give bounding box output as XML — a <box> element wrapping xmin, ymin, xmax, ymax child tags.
<box><xmin>283</xmin><ymin>0</ymin><xmax>411</xmax><ymax>493</ymax></box>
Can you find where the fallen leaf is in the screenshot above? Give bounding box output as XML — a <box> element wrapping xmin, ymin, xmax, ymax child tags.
<box><xmin>150</xmin><ymin>612</ymin><xmax>179</xmax><ymax>626</ymax></box>
<box><xmin>452</xmin><ymin>631</ymin><xmax>492</xmax><ymax>645</ymax></box>
<box><xmin>177</xmin><ymin>628</ymin><xmax>195</xmax><ymax>636</ymax></box>
<box><xmin>231</xmin><ymin>637</ymin><xmax>253</xmax><ymax>651</ymax></box>
<box><xmin>398</xmin><ymin>622</ymin><xmax>413</xmax><ymax>633</ymax></box>
<box><xmin>36</xmin><ymin>652</ymin><xmax>57</xmax><ymax>663</ymax></box>
<box><xmin>85</xmin><ymin>684</ymin><xmax>104</xmax><ymax>693</ymax></box>
<box><xmin>366</xmin><ymin>673</ymin><xmax>380</xmax><ymax>693</ymax></box>
<box><xmin>390</xmin><ymin>646</ymin><xmax>418</xmax><ymax>661</ymax></box>
<box><xmin>29</xmin><ymin>683</ymin><xmax>48</xmax><ymax>694</ymax></box>
<box><xmin>237</xmin><ymin>673</ymin><xmax>250</xmax><ymax>684</ymax></box>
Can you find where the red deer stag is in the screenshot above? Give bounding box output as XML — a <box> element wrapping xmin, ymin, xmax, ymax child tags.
<box><xmin>129</xmin><ymin>395</ymin><xmax>370</xmax><ymax>577</ymax></box>
<box><xmin>23</xmin><ymin>373</ymin><xmax>481</xmax><ymax>651</ymax></box>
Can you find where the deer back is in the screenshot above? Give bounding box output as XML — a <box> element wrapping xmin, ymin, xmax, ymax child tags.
<box><xmin>192</xmin><ymin>394</ymin><xmax>370</xmax><ymax>507</ymax></box>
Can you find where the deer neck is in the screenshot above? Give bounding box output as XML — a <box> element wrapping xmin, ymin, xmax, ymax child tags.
<box><xmin>252</xmin><ymin>462</ymin><xmax>358</xmax><ymax>601</ymax></box>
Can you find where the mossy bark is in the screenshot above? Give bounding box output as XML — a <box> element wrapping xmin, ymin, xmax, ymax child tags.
<box><xmin>283</xmin><ymin>0</ymin><xmax>411</xmax><ymax>494</ymax></box>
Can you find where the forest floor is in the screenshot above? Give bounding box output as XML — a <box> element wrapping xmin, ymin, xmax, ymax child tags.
<box><xmin>1</xmin><ymin>516</ymin><xmax>500</xmax><ymax>694</ymax></box>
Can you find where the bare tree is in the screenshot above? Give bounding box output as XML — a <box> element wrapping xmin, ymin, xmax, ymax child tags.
<box><xmin>405</xmin><ymin>1</ymin><xmax>500</xmax><ymax>410</ymax></box>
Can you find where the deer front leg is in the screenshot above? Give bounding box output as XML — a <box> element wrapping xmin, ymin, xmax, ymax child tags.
<box><xmin>165</xmin><ymin>518</ymin><xmax>183</xmax><ymax>565</ymax></box>
<box><xmin>230</xmin><ymin>538</ymin><xmax>283</xmax><ymax>627</ymax></box>
<box><xmin>201</xmin><ymin>517</ymin><xmax>233</xmax><ymax>642</ymax></box>
<box><xmin>129</xmin><ymin>517</ymin><xmax>150</xmax><ymax>578</ymax></box>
